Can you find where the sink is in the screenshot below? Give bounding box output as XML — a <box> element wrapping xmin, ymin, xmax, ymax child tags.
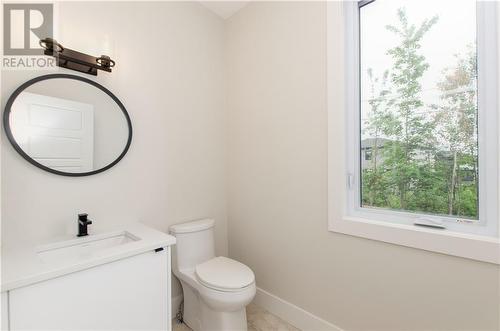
<box><xmin>2</xmin><ymin>222</ymin><xmax>175</xmax><ymax>292</ymax></box>
<box><xmin>37</xmin><ymin>231</ymin><xmax>140</xmax><ymax>264</ymax></box>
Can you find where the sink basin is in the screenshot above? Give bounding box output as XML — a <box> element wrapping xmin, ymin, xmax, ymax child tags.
<box><xmin>2</xmin><ymin>223</ymin><xmax>176</xmax><ymax>292</ymax></box>
<box><xmin>37</xmin><ymin>231</ymin><xmax>140</xmax><ymax>264</ymax></box>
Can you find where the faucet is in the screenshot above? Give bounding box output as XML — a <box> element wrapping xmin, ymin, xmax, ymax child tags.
<box><xmin>77</xmin><ymin>213</ymin><xmax>93</xmax><ymax>237</ymax></box>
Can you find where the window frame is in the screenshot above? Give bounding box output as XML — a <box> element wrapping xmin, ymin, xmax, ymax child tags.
<box><xmin>327</xmin><ymin>0</ymin><xmax>500</xmax><ymax>264</ymax></box>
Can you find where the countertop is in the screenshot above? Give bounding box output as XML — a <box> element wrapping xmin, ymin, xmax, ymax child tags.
<box><xmin>1</xmin><ymin>222</ymin><xmax>176</xmax><ymax>291</ymax></box>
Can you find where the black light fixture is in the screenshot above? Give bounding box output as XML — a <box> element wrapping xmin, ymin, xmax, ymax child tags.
<box><xmin>39</xmin><ymin>37</ymin><xmax>115</xmax><ymax>76</ymax></box>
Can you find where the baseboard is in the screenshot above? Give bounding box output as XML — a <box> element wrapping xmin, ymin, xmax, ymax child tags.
<box><xmin>171</xmin><ymin>294</ymin><xmax>183</xmax><ymax>320</ymax></box>
<box><xmin>253</xmin><ymin>287</ymin><xmax>343</xmax><ymax>331</ymax></box>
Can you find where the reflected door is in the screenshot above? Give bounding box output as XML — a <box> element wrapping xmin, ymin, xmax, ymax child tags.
<box><xmin>10</xmin><ymin>92</ymin><xmax>94</xmax><ymax>172</ymax></box>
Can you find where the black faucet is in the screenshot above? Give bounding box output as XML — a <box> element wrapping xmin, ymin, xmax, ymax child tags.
<box><xmin>77</xmin><ymin>213</ymin><xmax>93</xmax><ymax>237</ymax></box>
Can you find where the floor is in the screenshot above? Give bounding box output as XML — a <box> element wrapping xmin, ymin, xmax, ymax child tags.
<box><xmin>173</xmin><ymin>303</ymin><xmax>300</xmax><ymax>331</ymax></box>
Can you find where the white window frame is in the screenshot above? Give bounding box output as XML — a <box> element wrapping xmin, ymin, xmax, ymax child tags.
<box><xmin>328</xmin><ymin>1</ymin><xmax>500</xmax><ymax>264</ymax></box>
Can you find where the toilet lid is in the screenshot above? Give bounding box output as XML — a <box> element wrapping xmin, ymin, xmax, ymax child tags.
<box><xmin>195</xmin><ymin>257</ymin><xmax>255</xmax><ymax>290</ymax></box>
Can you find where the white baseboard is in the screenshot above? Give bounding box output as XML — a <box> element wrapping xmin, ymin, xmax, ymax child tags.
<box><xmin>253</xmin><ymin>287</ymin><xmax>343</xmax><ymax>331</ymax></box>
<box><xmin>171</xmin><ymin>294</ymin><xmax>183</xmax><ymax>320</ymax></box>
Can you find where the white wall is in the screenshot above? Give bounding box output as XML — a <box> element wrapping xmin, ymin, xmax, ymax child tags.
<box><xmin>226</xmin><ymin>2</ymin><xmax>500</xmax><ymax>330</ymax></box>
<box><xmin>1</xmin><ymin>1</ymin><xmax>227</xmax><ymax>300</ymax></box>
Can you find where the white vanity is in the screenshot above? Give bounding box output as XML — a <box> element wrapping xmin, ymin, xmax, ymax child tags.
<box><xmin>1</xmin><ymin>223</ymin><xmax>176</xmax><ymax>330</ymax></box>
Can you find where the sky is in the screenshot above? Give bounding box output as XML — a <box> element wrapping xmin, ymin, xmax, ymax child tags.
<box><xmin>360</xmin><ymin>0</ymin><xmax>477</xmax><ymax>132</ymax></box>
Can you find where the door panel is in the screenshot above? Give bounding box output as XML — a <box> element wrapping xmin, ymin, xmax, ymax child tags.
<box><xmin>11</xmin><ymin>92</ymin><xmax>94</xmax><ymax>172</ymax></box>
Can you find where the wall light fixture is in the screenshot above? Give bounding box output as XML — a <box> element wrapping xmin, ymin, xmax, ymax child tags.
<box><xmin>40</xmin><ymin>38</ymin><xmax>116</xmax><ymax>76</ymax></box>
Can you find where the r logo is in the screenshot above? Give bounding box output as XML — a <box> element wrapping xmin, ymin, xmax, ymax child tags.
<box><xmin>3</xmin><ymin>4</ymin><xmax>53</xmax><ymax>55</ymax></box>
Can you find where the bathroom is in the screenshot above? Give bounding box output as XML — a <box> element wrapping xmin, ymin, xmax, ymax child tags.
<box><xmin>1</xmin><ymin>1</ymin><xmax>499</xmax><ymax>330</ymax></box>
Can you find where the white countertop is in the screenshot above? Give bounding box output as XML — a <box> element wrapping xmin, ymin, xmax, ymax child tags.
<box><xmin>1</xmin><ymin>222</ymin><xmax>176</xmax><ymax>292</ymax></box>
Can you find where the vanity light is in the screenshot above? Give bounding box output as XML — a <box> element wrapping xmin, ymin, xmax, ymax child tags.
<box><xmin>96</xmin><ymin>55</ymin><xmax>116</xmax><ymax>69</ymax></box>
<box><xmin>39</xmin><ymin>37</ymin><xmax>116</xmax><ymax>76</ymax></box>
<box><xmin>39</xmin><ymin>38</ymin><xmax>64</xmax><ymax>53</ymax></box>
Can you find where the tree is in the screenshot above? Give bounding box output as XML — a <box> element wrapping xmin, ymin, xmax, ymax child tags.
<box><xmin>383</xmin><ymin>9</ymin><xmax>438</xmax><ymax>209</ymax></box>
<box><xmin>362</xmin><ymin>8</ymin><xmax>479</xmax><ymax>218</ymax></box>
<box><xmin>362</xmin><ymin>69</ymin><xmax>392</xmax><ymax>206</ymax></box>
<box><xmin>433</xmin><ymin>48</ymin><xmax>478</xmax><ymax>217</ymax></box>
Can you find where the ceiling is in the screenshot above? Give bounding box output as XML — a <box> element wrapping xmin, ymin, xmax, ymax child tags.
<box><xmin>199</xmin><ymin>1</ymin><xmax>250</xmax><ymax>19</ymax></box>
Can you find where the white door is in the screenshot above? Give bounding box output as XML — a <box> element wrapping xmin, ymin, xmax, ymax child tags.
<box><xmin>10</xmin><ymin>92</ymin><xmax>94</xmax><ymax>172</ymax></box>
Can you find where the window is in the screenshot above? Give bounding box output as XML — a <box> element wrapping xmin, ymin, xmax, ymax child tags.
<box><xmin>364</xmin><ymin>149</ymin><xmax>372</xmax><ymax>161</ymax></box>
<box><xmin>335</xmin><ymin>0</ymin><xmax>499</xmax><ymax>246</ymax></box>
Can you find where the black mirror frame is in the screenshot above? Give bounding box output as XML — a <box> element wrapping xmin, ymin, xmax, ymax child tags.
<box><xmin>3</xmin><ymin>74</ymin><xmax>133</xmax><ymax>177</ymax></box>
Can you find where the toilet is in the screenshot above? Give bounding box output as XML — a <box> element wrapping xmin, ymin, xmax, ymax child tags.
<box><xmin>170</xmin><ymin>219</ymin><xmax>256</xmax><ymax>331</ymax></box>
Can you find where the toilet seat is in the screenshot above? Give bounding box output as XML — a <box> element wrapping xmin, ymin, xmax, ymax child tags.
<box><xmin>195</xmin><ymin>256</ymin><xmax>254</xmax><ymax>292</ymax></box>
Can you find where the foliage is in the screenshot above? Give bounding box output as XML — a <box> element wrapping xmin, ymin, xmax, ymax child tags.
<box><xmin>361</xmin><ymin>8</ymin><xmax>478</xmax><ymax>219</ymax></box>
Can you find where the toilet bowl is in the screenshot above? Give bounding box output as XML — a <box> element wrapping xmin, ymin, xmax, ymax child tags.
<box><xmin>170</xmin><ymin>219</ymin><xmax>256</xmax><ymax>331</ymax></box>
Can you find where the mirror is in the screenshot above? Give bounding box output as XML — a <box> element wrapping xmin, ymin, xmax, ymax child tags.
<box><xmin>3</xmin><ymin>74</ymin><xmax>132</xmax><ymax>176</ymax></box>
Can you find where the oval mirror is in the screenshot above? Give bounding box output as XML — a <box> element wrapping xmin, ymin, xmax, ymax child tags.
<box><xmin>3</xmin><ymin>74</ymin><xmax>132</xmax><ymax>176</ymax></box>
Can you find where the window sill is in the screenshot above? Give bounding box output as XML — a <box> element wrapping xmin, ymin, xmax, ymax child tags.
<box><xmin>329</xmin><ymin>216</ymin><xmax>500</xmax><ymax>264</ymax></box>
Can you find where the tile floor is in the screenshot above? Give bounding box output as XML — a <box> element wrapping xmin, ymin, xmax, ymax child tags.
<box><xmin>172</xmin><ymin>303</ymin><xmax>300</xmax><ymax>331</ymax></box>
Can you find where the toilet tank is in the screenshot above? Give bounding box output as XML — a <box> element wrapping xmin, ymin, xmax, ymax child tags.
<box><xmin>170</xmin><ymin>219</ymin><xmax>215</xmax><ymax>271</ymax></box>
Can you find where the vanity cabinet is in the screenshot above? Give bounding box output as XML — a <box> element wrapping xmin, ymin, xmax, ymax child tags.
<box><xmin>4</xmin><ymin>248</ymin><xmax>172</xmax><ymax>330</ymax></box>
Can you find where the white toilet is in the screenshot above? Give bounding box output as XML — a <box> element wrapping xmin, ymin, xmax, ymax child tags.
<box><xmin>170</xmin><ymin>219</ymin><xmax>256</xmax><ymax>331</ymax></box>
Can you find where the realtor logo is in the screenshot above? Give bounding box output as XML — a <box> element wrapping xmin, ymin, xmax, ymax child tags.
<box><xmin>3</xmin><ymin>3</ymin><xmax>53</xmax><ymax>55</ymax></box>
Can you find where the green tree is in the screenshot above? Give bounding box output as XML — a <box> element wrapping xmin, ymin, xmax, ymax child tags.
<box><xmin>362</xmin><ymin>8</ymin><xmax>478</xmax><ymax>218</ymax></box>
<box><xmin>362</xmin><ymin>69</ymin><xmax>392</xmax><ymax>206</ymax></box>
<box><xmin>434</xmin><ymin>48</ymin><xmax>478</xmax><ymax>217</ymax></box>
<box><xmin>383</xmin><ymin>9</ymin><xmax>438</xmax><ymax>210</ymax></box>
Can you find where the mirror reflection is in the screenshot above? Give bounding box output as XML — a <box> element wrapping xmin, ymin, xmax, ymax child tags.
<box><xmin>6</xmin><ymin>76</ymin><xmax>131</xmax><ymax>175</ymax></box>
